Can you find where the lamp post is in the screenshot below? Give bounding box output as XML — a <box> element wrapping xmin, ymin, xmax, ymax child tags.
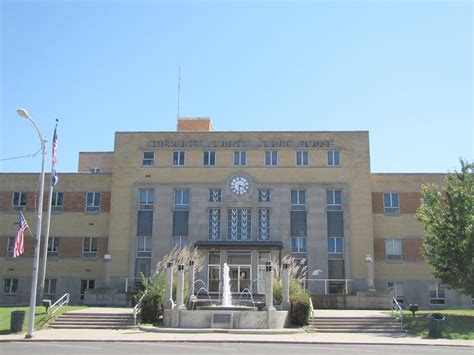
<box><xmin>17</xmin><ymin>108</ymin><xmax>46</xmax><ymax>339</ymax></box>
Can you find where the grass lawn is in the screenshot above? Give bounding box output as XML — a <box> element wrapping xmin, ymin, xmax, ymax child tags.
<box><xmin>0</xmin><ymin>305</ymin><xmax>85</xmax><ymax>335</ymax></box>
<box><xmin>395</xmin><ymin>310</ymin><xmax>474</xmax><ymax>340</ymax></box>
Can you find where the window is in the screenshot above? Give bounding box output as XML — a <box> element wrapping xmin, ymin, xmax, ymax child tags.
<box><xmin>139</xmin><ymin>188</ymin><xmax>154</xmax><ymax>209</ymax></box>
<box><xmin>328</xmin><ymin>237</ymin><xmax>344</xmax><ymax>259</ymax></box>
<box><xmin>80</xmin><ymin>279</ymin><xmax>95</xmax><ymax>300</ymax></box>
<box><xmin>388</xmin><ymin>282</ymin><xmax>405</xmax><ymax>305</ymax></box>
<box><xmin>47</xmin><ymin>237</ymin><xmax>60</xmax><ymax>257</ymax></box>
<box><xmin>51</xmin><ymin>192</ymin><xmax>64</xmax><ymax>212</ymax></box>
<box><xmin>327</xmin><ymin>190</ymin><xmax>342</xmax><ymax>211</ymax></box>
<box><xmin>208</xmin><ymin>208</ymin><xmax>221</xmax><ymax>240</ymax></box>
<box><xmin>227</xmin><ymin>251</ymin><xmax>251</xmax><ymax>292</ymax></box>
<box><xmin>83</xmin><ymin>237</ymin><xmax>98</xmax><ymax>258</ymax></box>
<box><xmin>291</xmin><ymin>237</ymin><xmax>307</xmax><ymax>253</ymax></box>
<box><xmin>258</xmin><ymin>189</ymin><xmax>271</xmax><ymax>203</ymax></box>
<box><xmin>44</xmin><ymin>278</ymin><xmax>57</xmax><ymax>296</ymax></box>
<box><xmin>12</xmin><ymin>192</ymin><xmax>26</xmax><ymax>211</ymax></box>
<box><xmin>296</xmin><ymin>151</ymin><xmax>309</xmax><ymax>166</ymax></box>
<box><xmin>258</xmin><ymin>209</ymin><xmax>271</xmax><ymax>240</ymax></box>
<box><xmin>86</xmin><ymin>192</ymin><xmax>101</xmax><ymax>213</ymax></box>
<box><xmin>234</xmin><ymin>151</ymin><xmax>247</xmax><ymax>166</ymax></box>
<box><xmin>291</xmin><ymin>189</ymin><xmax>306</xmax><ymax>209</ymax></box>
<box><xmin>174</xmin><ymin>189</ymin><xmax>189</xmax><ymax>210</ymax></box>
<box><xmin>429</xmin><ymin>283</ymin><xmax>445</xmax><ymax>305</ymax></box>
<box><xmin>208</xmin><ymin>251</ymin><xmax>221</xmax><ymax>292</ymax></box>
<box><xmin>228</xmin><ymin>208</ymin><xmax>252</xmax><ymax>241</ymax></box>
<box><xmin>3</xmin><ymin>278</ymin><xmax>18</xmax><ymax>295</ymax></box>
<box><xmin>209</xmin><ymin>189</ymin><xmax>222</xmax><ymax>202</ymax></box>
<box><xmin>136</xmin><ymin>236</ymin><xmax>152</xmax><ymax>258</ymax></box>
<box><xmin>385</xmin><ymin>239</ymin><xmax>402</xmax><ymax>260</ymax></box>
<box><xmin>384</xmin><ymin>193</ymin><xmax>400</xmax><ymax>214</ymax></box>
<box><xmin>265</xmin><ymin>151</ymin><xmax>277</xmax><ymax>166</ymax></box>
<box><xmin>173</xmin><ymin>236</ymin><xmax>188</xmax><ymax>250</ymax></box>
<box><xmin>327</xmin><ymin>150</ymin><xmax>340</xmax><ymax>166</ymax></box>
<box><xmin>173</xmin><ymin>151</ymin><xmax>185</xmax><ymax>166</ymax></box>
<box><xmin>142</xmin><ymin>151</ymin><xmax>154</xmax><ymax>166</ymax></box>
<box><xmin>203</xmin><ymin>151</ymin><xmax>216</xmax><ymax>166</ymax></box>
<box><xmin>6</xmin><ymin>237</ymin><xmax>15</xmax><ymax>257</ymax></box>
<box><xmin>137</xmin><ymin>211</ymin><xmax>153</xmax><ymax>236</ymax></box>
<box><xmin>90</xmin><ymin>167</ymin><xmax>101</xmax><ymax>173</ymax></box>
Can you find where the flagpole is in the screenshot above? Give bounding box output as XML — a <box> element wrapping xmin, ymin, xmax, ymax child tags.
<box><xmin>17</xmin><ymin>109</ymin><xmax>46</xmax><ymax>339</ymax></box>
<box><xmin>39</xmin><ymin>119</ymin><xmax>59</xmax><ymax>302</ymax></box>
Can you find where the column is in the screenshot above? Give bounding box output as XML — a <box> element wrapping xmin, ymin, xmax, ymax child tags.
<box><xmin>281</xmin><ymin>263</ymin><xmax>290</xmax><ymax>311</ymax></box>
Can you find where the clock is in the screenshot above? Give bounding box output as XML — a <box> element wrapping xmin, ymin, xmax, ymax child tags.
<box><xmin>229</xmin><ymin>175</ymin><xmax>250</xmax><ymax>196</ymax></box>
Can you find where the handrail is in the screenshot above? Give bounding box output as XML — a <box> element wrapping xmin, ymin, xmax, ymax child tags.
<box><xmin>308</xmin><ymin>296</ymin><xmax>315</xmax><ymax>320</ymax></box>
<box><xmin>304</xmin><ymin>278</ymin><xmax>353</xmax><ymax>295</ymax></box>
<box><xmin>48</xmin><ymin>293</ymin><xmax>70</xmax><ymax>316</ymax></box>
<box><xmin>391</xmin><ymin>296</ymin><xmax>404</xmax><ymax>330</ymax></box>
<box><xmin>133</xmin><ymin>291</ymin><xmax>147</xmax><ymax>326</ymax></box>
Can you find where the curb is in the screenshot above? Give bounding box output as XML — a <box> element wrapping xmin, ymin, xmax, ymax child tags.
<box><xmin>139</xmin><ymin>326</ymin><xmax>305</xmax><ymax>334</ymax></box>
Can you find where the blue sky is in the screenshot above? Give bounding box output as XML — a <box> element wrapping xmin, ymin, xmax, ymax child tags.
<box><xmin>1</xmin><ymin>0</ymin><xmax>472</xmax><ymax>173</ymax></box>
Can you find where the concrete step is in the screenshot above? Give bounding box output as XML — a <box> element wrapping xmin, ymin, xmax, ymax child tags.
<box><xmin>310</xmin><ymin>315</ymin><xmax>405</xmax><ymax>334</ymax></box>
<box><xmin>50</xmin><ymin>324</ymin><xmax>134</xmax><ymax>329</ymax></box>
<box><xmin>51</xmin><ymin>310</ymin><xmax>135</xmax><ymax>329</ymax></box>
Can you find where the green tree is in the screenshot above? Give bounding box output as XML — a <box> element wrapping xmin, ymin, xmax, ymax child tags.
<box><xmin>416</xmin><ymin>160</ymin><xmax>474</xmax><ymax>295</ymax></box>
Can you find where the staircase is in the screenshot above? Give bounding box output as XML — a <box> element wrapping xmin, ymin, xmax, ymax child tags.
<box><xmin>310</xmin><ymin>310</ymin><xmax>405</xmax><ymax>333</ymax></box>
<box><xmin>51</xmin><ymin>308</ymin><xmax>135</xmax><ymax>329</ymax></box>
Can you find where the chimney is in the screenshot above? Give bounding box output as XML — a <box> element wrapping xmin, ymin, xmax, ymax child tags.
<box><xmin>177</xmin><ymin>117</ymin><xmax>213</xmax><ymax>132</ymax></box>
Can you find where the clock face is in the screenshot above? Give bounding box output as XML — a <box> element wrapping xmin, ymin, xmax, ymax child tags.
<box><xmin>229</xmin><ymin>176</ymin><xmax>250</xmax><ymax>196</ymax></box>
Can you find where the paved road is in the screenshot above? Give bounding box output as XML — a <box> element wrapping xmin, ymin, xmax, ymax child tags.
<box><xmin>1</xmin><ymin>342</ymin><xmax>472</xmax><ymax>355</ymax></box>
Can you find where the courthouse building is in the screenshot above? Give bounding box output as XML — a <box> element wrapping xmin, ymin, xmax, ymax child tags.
<box><xmin>0</xmin><ymin>118</ymin><xmax>472</xmax><ymax>309</ymax></box>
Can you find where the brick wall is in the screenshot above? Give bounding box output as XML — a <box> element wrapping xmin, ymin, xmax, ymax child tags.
<box><xmin>0</xmin><ymin>192</ymin><xmax>11</xmax><ymax>212</ymax></box>
<box><xmin>372</xmin><ymin>192</ymin><xmax>384</xmax><ymax>214</ymax></box>
<box><xmin>372</xmin><ymin>192</ymin><xmax>420</xmax><ymax>214</ymax></box>
<box><xmin>402</xmin><ymin>238</ymin><xmax>424</xmax><ymax>261</ymax></box>
<box><xmin>177</xmin><ymin>118</ymin><xmax>213</xmax><ymax>132</ymax></box>
<box><xmin>374</xmin><ymin>239</ymin><xmax>385</xmax><ymax>261</ymax></box>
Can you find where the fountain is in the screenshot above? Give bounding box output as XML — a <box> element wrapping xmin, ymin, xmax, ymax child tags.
<box><xmin>163</xmin><ymin>261</ymin><xmax>290</xmax><ymax>329</ymax></box>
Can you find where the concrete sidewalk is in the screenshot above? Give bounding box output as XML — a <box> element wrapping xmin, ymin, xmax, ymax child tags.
<box><xmin>0</xmin><ymin>327</ymin><xmax>472</xmax><ymax>347</ymax></box>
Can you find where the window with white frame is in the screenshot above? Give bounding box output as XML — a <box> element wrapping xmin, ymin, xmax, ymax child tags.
<box><xmin>90</xmin><ymin>167</ymin><xmax>101</xmax><ymax>173</ymax></box>
<box><xmin>174</xmin><ymin>189</ymin><xmax>189</xmax><ymax>210</ymax></box>
<box><xmin>51</xmin><ymin>191</ymin><xmax>64</xmax><ymax>211</ymax></box>
<box><xmin>142</xmin><ymin>151</ymin><xmax>155</xmax><ymax>166</ymax></box>
<box><xmin>85</xmin><ymin>192</ymin><xmax>101</xmax><ymax>213</ymax></box>
<box><xmin>327</xmin><ymin>150</ymin><xmax>340</xmax><ymax>166</ymax></box>
<box><xmin>203</xmin><ymin>151</ymin><xmax>216</xmax><ymax>166</ymax></box>
<box><xmin>296</xmin><ymin>151</ymin><xmax>309</xmax><ymax>166</ymax></box>
<box><xmin>327</xmin><ymin>190</ymin><xmax>342</xmax><ymax>211</ymax></box>
<box><xmin>12</xmin><ymin>192</ymin><xmax>26</xmax><ymax>211</ymax></box>
<box><xmin>139</xmin><ymin>188</ymin><xmax>154</xmax><ymax>210</ymax></box>
<box><xmin>258</xmin><ymin>189</ymin><xmax>271</xmax><ymax>203</ymax></box>
<box><xmin>291</xmin><ymin>189</ymin><xmax>306</xmax><ymax>209</ymax></box>
<box><xmin>328</xmin><ymin>237</ymin><xmax>344</xmax><ymax>259</ymax></box>
<box><xmin>136</xmin><ymin>236</ymin><xmax>152</xmax><ymax>258</ymax></box>
<box><xmin>82</xmin><ymin>237</ymin><xmax>98</xmax><ymax>258</ymax></box>
<box><xmin>385</xmin><ymin>239</ymin><xmax>402</xmax><ymax>260</ymax></box>
<box><xmin>173</xmin><ymin>236</ymin><xmax>188</xmax><ymax>250</ymax></box>
<box><xmin>44</xmin><ymin>278</ymin><xmax>57</xmax><ymax>296</ymax></box>
<box><xmin>388</xmin><ymin>281</ymin><xmax>405</xmax><ymax>305</ymax></box>
<box><xmin>209</xmin><ymin>189</ymin><xmax>222</xmax><ymax>202</ymax></box>
<box><xmin>429</xmin><ymin>283</ymin><xmax>445</xmax><ymax>305</ymax></box>
<box><xmin>173</xmin><ymin>151</ymin><xmax>185</xmax><ymax>166</ymax></box>
<box><xmin>384</xmin><ymin>193</ymin><xmax>400</xmax><ymax>214</ymax></box>
<box><xmin>80</xmin><ymin>279</ymin><xmax>95</xmax><ymax>300</ymax></box>
<box><xmin>258</xmin><ymin>208</ymin><xmax>271</xmax><ymax>240</ymax></box>
<box><xmin>208</xmin><ymin>251</ymin><xmax>220</xmax><ymax>293</ymax></box>
<box><xmin>291</xmin><ymin>237</ymin><xmax>307</xmax><ymax>253</ymax></box>
<box><xmin>47</xmin><ymin>237</ymin><xmax>60</xmax><ymax>257</ymax></box>
<box><xmin>228</xmin><ymin>208</ymin><xmax>252</xmax><ymax>241</ymax></box>
<box><xmin>265</xmin><ymin>151</ymin><xmax>277</xmax><ymax>166</ymax></box>
<box><xmin>3</xmin><ymin>278</ymin><xmax>18</xmax><ymax>295</ymax></box>
<box><xmin>6</xmin><ymin>237</ymin><xmax>15</xmax><ymax>257</ymax></box>
<box><xmin>234</xmin><ymin>151</ymin><xmax>247</xmax><ymax>166</ymax></box>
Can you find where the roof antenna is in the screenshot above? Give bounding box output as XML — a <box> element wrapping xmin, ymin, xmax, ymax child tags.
<box><xmin>177</xmin><ymin>65</ymin><xmax>181</xmax><ymax>120</ymax></box>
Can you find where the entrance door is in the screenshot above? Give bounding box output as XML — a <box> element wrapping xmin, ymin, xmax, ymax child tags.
<box><xmin>227</xmin><ymin>251</ymin><xmax>251</xmax><ymax>293</ymax></box>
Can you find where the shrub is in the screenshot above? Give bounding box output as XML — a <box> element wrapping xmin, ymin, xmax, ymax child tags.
<box><xmin>290</xmin><ymin>292</ymin><xmax>311</xmax><ymax>326</ymax></box>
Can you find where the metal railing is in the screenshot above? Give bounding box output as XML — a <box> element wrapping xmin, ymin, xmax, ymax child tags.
<box><xmin>303</xmin><ymin>279</ymin><xmax>353</xmax><ymax>295</ymax></box>
<box><xmin>133</xmin><ymin>291</ymin><xmax>147</xmax><ymax>326</ymax></box>
<box><xmin>308</xmin><ymin>296</ymin><xmax>315</xmax><ymax>319</ymax></box>
<box><xmin>391</xmin><ymin>296</ymin><xmax>404</xmax><ymax>330</ymax></box>
<box><xmin>48</xmin><ymin>293</ymin><xmax>70</xmax><ymax>316</ymax></box>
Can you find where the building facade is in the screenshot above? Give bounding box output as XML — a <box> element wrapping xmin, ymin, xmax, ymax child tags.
<box><xmin>0</xmin><ymin>118</ymin><xmax>472</xmax><ymax>309</ymax></box>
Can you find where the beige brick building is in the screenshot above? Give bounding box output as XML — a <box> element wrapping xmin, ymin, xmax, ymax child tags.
<box><xmin>0</xmin><ymin>118</ymin><xmax>471</xmax><ymax>309</ymax></box>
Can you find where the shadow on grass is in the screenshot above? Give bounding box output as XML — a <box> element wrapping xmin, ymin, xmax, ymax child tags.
<box><xmin>403</xmin><ymin>314</ymin><xmax>474</xmax><ymax>340</ymax></box>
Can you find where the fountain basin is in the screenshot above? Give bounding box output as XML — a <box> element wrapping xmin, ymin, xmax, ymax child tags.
<box><xmin>196</xmin><ymin>305</ymin><xmax>258</xmax><ymax>311</ymax></box>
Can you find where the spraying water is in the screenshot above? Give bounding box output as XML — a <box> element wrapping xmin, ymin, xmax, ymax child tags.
<box><xmin>222</xmin><ymin>262</ymin><xmax>232</xmax><ymax>306</ymax></box>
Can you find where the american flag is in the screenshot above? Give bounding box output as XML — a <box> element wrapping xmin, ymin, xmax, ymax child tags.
<box><xmin>51</xmin><ymin>125</ymin><xmax>58</xmax><ymax>186</ymax></box>
<box><xmin>13</xmin><ymin>212</ymin><xmax>29</xmax><ymax>258</ymax></box>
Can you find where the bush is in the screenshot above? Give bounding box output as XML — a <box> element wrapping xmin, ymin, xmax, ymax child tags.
<box><xmin>140</xmin><ymin>290</ymin><xmax>164</xmax><ymax>323</ymax></box>
<box><xmin>290</xmin><ymin>292</ymin><xmax>311</xmax><ymax>326</ymax></box>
